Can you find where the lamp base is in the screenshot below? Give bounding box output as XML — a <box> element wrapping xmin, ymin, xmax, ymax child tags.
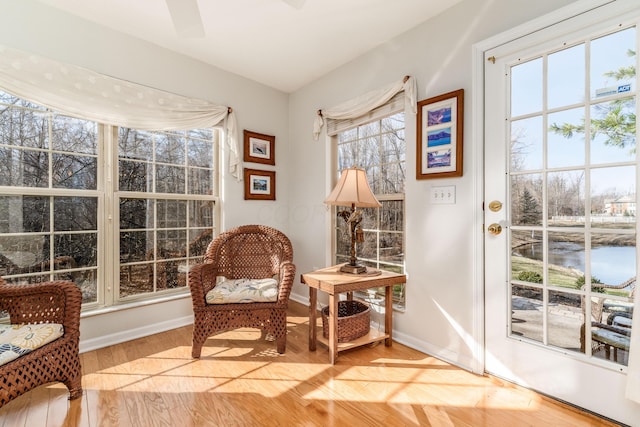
<box><xmin>339</xmin><ymin>263</ymin><xmax>368</xmax><ymax>274</ymax></box>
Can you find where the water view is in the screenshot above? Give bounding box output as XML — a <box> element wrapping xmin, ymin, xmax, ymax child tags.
<box><xmin>513</xmin><ymin>241</ymin><xmax>636</xmax><ymax>286</ymax></box>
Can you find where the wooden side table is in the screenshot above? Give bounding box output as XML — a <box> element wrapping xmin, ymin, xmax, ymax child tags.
<box><xmin>300</xmin><ymin>264</ymin><xmax>406</xmax><ymax>364</ymax></box>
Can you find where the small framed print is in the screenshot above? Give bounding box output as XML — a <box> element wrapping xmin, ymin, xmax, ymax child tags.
<box><xmin>243</xmin><ymin>130</ymin><xmax>275</xmax><ymax>165</ymax></box>
<box><xmin>244</xmin><ymin>168</ymin><xmax>276</xmax><ymax>200</ymax></box>
<box><xmin>416</xmin><ymin>89</ymin><xmax>464</xmax><ymax>179</ymax></box>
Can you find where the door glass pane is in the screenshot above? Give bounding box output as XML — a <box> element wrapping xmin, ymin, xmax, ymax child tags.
<box><xmin>591</xmin><ymin>232</ymin><xmax>636</xmax><ymax>292</ymax></box>
<box><xmin>548</xmin><ymin>44</ymin><xmax>585</xmax><ymax>109</ymax></box>
<box><xmin>511</xmin><ymin>116</ymin><xmax>543</xmax><ymax>171</ymax></box>
<box><xmin>547</xmin><ymin>231</ymin><xmax>584</xmax><ymax>288</ymax></box>
<box><xmin>548</xmin><ymin>290</ymin><xmax>582</xmax><ymax>351</ymax></box>
<box><xmin>548</xmin><ymin>108</ymin><xmax>585</xmax><ymax>168</ymax></box>
<box><xmin>591</xmin><ymin>166</ymin><xmax>636</xmax><ymax>227</ymax></box>
<box><xmin>511</xmin><ymin>58</ymin><xmax>542</xmax><ymax>116</ymax></box>
<box><xmin>591</xmin><ymin>28</ymin><xmax>636</xmax><ymax>100</ymax></box>
<box><xmin>511</xmin><ymin>174</ymin><xmax>543</xmax><ymax>226</ymax></box>
<box><xmin>511</xmin><ymin>284</ymin><xmax>543</xmax><ymax>343</ymax></box>
<box><xmin>590</xmin><ymin>98</ymin><xmax>637</xmax><ymax>164</ymax></box>
<box><xmin>590</xmin><ymin>296</ymin><xmax>632</xmax><ymax>364</ymax></box>
<box><xmin>547</xmin><ymin>170</ymin><xmax>585</xmax><ymax>226</ymax></box>
<box><xmin>511</xmin><ymin>229</ymin><xmax>543</xmax><ymax>283</ymax></box>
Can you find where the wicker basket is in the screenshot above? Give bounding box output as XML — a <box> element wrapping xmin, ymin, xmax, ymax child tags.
<box><xmin>321</xmin><ymin>300</ymin><xmax>370</xmax><ymax>342</ymax></box>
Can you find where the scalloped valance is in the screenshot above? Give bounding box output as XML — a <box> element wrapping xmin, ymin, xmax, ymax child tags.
<box><xmin>0</xmin><ymin>45</ymin><xmax>241</xmax><ymax>180</ymax></box>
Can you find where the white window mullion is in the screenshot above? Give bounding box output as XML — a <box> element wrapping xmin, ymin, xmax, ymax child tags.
<box><xmin>103</xmin><ymin>124</ymin><xmax>116</xmax><ymax>307</ymax></box>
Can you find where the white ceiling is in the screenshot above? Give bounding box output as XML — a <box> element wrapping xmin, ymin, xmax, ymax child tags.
<box><xmin>36</xmin><ymin>0</ymin><xmax>462</xmax><ymax>93</ymax></box>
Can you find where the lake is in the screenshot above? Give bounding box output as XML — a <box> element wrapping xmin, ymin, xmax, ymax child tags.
<box><xmin>513</xmin><ymin>242</ymin><xmax>636</xmax><ymax>286</ymax></box>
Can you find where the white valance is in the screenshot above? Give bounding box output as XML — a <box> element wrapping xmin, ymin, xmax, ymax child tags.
<box><xmin>0</xmin><ymin>45</ymin><xmax>241</xmax><ymax>180</ymax></box>
<box><xmin>313</xmin><ymin>75</ymin><xmax>417</xmax><ymax>140</ymax></box>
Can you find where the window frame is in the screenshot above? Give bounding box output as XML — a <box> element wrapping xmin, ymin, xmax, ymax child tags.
<box><xmin>0</xmin><ymin>92</ymin><xmax>221</xmax><ymax>311</ymax></box>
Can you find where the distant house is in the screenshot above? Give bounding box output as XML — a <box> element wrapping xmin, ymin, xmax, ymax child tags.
<box><xmin>604</xmin><ymin>195</ymin><xmax>636</xmax><ymax>216</ymax></box>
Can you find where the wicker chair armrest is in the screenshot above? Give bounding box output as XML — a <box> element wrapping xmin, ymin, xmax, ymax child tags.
<box><xmin>188</xmin><ymin>263</ymin><xmax>219</xmax><ymax>309</ymax></box>
<box><xmin>606</xmin><ymin>311</ymin><xmax>632</xmax><ymax>326</ymax></box>
<box><xmin>0</xmin><ymin>281</ymin><xmax>82</xmax><ymax>334</ymax></box>
<box><xmin>277</xmin><ymin>261</ymin><xmax>296</xmax><ymax>304</ymax></box>
<box><xmin>591</xmin><ymin>321</ymin><xmax>632</xmax><ymax>337</ymax></box>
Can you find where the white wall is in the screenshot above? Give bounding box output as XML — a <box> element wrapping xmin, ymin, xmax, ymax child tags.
<box><xmin>0</xmin><ymin>0</ymin><xmax>291</xmax><ymax>347</ymax></box>
<box><xmin>287</xmin><ymin>0</ymin><xmax>576</xmax><ymax>370</ymax></box>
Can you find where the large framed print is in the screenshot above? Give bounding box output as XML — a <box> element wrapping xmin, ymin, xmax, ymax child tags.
<box><xmin>243</xmin><ymin>130</ymin><xmax>275</xmax><ymax>165</ymax></box>
<box><xmin>244</xmin><ymin>168</ymin><xmax>276</xmax><ymax>200</ymax></box>
<box><xmin>416</xmin><ymin>89</ymin><xmax>464</xmax><ymax>179</ymax></box>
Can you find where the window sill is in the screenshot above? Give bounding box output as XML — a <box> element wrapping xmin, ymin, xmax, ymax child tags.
<box><xmin>80</xmin><ymin>291</ymin><xmax>191</xmax><ymax>319</ymax></box>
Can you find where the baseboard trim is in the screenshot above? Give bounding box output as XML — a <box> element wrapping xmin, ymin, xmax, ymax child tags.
<box><xmin>79</xmin><ymin>314</ymin><xmax>194</xmax><ymax>353</ymax></box>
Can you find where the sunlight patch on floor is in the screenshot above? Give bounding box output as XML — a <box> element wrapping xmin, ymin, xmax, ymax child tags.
<box><xmin>82</xmin><ymin>372</ymin><xmax>151</xmax><ymax>391</ymax></box>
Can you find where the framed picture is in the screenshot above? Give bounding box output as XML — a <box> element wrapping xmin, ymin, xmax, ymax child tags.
<box><xmin>243</xmin><ymin>130</ymin><xmax>275</xmax><ymax>165</ymax></box>
<box><xmin>416</xmin><ymin>89</ymin><xmax>464</xmax><ymax>179</ymax></box>
<box><xmin>244</xmin><ymin>168</ymin><xmax>276</xmax><ymax>200</ymax></box>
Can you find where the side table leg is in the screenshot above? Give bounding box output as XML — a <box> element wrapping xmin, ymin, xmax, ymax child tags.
<box><xmin>385</xmin><ymin>285</ymin><xmax>393</xmax><ymax>346</ymax></box>
<box><xmin>329</xmin><ymin>293</ymin><xmax>338</xmax><ymax>364</ymax></box>
<box><xmin>309</xmin><ymin>287</ymin><xmax>317</xmax><ymax>351</ymax></box>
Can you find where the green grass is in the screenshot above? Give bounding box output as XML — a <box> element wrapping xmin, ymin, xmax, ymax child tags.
<box><xmin>511</xmin><ymin>255</ymin><xmax>582</xmax><ymax>288</ymax></box>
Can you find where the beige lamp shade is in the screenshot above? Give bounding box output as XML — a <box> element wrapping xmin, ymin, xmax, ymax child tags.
<box><xmin>324</xmin><ymin>167</ymin><xmax>382</xmax><ymax>208</ymax></box>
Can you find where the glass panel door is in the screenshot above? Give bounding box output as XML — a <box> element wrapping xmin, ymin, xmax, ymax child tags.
<box><xmin>484</xmin><ymin>6</ymin><xmax>639</xmax><ymax>423</ymax></box>
<box><xmin>509</xmin><ymin>27</ymin><xmax>636</xmax><ymax>366</ymax></box>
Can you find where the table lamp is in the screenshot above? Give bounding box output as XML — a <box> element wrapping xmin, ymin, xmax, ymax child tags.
<box><xmin>324</xmin><ymin>167</ymin><xmax>381</xmax><ymax>274</ymax></box>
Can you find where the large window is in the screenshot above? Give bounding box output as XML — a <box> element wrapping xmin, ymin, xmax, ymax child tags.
<box><xmin>118</xmin><ymin>128</ymin><xmax>217</xmax><ymax>301</ymax></box>
<box><xmin>333</xmin><ymin>110</ymin><xmax>406</xmax><ymax>309</ymax></box>
<box><xmin>0</xmin><ymin>91</ymin><xmax>219</xmax><ymax>308</ymax></box>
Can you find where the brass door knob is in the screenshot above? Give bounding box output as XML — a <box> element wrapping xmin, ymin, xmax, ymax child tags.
<box><xmin>487</xmin><ymin>223</ymin><xmax>502</xmax><ymax>235</ymax></box>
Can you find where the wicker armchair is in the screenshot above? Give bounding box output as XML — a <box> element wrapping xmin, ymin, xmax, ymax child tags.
<box><xmin>0</xmin><ymin>278</ymin><xmax>83</xmax><ymax>407</ymax></box>
<box><xmin>188</xmin><ymin>225</ymin><xmax>295</xmax><ymax>358</ymax></box>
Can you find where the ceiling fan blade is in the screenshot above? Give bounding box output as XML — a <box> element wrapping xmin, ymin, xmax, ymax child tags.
<box><xmin>165</xmin><ymin>0</ymin><xmax>205</xmax><ymax>38</ymax></box>
<box><xmin>282</xmin><ymin>0</ymin><xmax>306</xmax><ymax>9</ymax></box>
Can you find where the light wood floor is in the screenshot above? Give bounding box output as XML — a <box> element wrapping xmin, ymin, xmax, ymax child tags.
<box><xmin>0</xmin><ymin>301</ymin><xmax>622</xmax><ymax>427</ymax></box>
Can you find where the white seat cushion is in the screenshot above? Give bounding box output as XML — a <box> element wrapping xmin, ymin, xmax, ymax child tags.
<box><xmin>205</xmin><ymin>277</ymin><xmax>278</xmax><ymax>304</ymax></box>
<box><xmin>0</xmin><ymin>323</ymin><xmax>64</xmax><ymax>367</ymax></box>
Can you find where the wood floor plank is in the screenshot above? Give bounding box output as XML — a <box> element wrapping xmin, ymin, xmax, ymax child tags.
<box><xmin>0</xmin><ymin>301</ymin><xmax>622</xmax><ymax>426</ymax></box>
<box><xmin>0</xmin><ymin>387</ymin><xmax>31</xmax><ymax>427</ymax></box>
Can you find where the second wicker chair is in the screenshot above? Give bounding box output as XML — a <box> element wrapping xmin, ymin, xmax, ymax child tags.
<box><xmin>187</xmin><ymin>225</ymin><xmax>295</xmax><ymax>358</ymax></box>
<box><xmin>0</xmin><ymin>278</ymin><xmax>83</xmax><ymax>407</ymax></box>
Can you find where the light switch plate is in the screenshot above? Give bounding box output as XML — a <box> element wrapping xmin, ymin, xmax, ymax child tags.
<box><xmin>431</xmin><ymin>185</ymin><xmax>456</xmax><ymax>204</ymax></box>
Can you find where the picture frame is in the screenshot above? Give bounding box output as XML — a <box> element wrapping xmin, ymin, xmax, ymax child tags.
<box><xmin>244</xmin><ymin>168</ymin><xmax>276</xmax><ymax>200</ymax></box>
<box><xmin>243</xmin><ymin>130</ymin><xmax>275</xmax><ymax>165</ymax></box>
<box><xmin>416</xmin><ymin>89</ymin><xmax>464</xmax><ymax>179</ymax></box>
